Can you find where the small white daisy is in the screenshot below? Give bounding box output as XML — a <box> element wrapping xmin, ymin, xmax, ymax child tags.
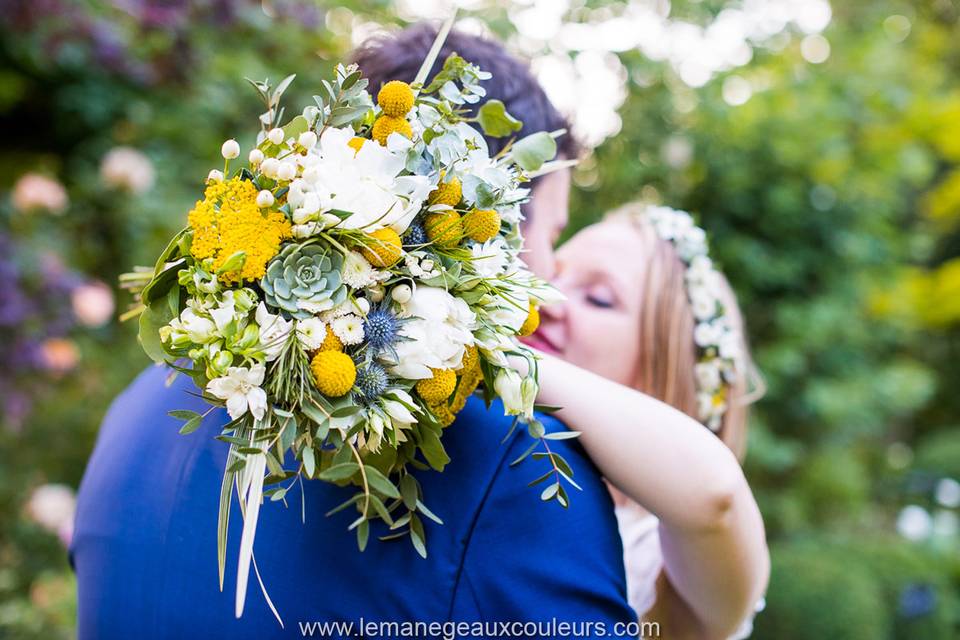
<box><xmin>295</xmin><ymin>317</ymin><xmax>327</xmax><ymax>350</ymax></box>
<box><xmin>332</xmin><ymin>313</ymin><xmax>365</xmax><ymax>345</ymax></box>
<box><xmin>342</xmin><ymin>251</ymin><xmax>378</xmax><ymax>288</ymax></box>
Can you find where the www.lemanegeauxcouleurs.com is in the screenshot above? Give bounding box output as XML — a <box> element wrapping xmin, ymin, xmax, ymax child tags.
<box><xmin>296</xmin><ymin>618</ymin><xmax>661</xmax><ymax>639</ymax></box>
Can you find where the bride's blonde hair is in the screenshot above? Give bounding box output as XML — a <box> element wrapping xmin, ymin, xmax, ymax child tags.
<box><xmin>606</xmin><ymin>202</ymin><xmax>761</xmax><ymax>461</ymax></box>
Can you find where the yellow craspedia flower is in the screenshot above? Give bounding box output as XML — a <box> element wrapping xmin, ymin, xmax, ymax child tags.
<box><xmin>360</xmin><ymin>228</ymin><xmax>403</xmax><ymax>267</ymax></box>
<box><xmin>428</xmin><ymin>175</ymin><xmax>462</xmax><ymax>207</ymax></box>
<box><xmin>518</xmin><ymin>303</ymin><xmax>540</xmax><ymax>337</ymax></box>
<box><xmin>187</xmin><ymin>177</ymin><xmax>291</xmax><ymax>284</ymax></box>
<box><xmin>311</xmin><ymin>351</ymin><xmax>356</xmax><ymax>397</ymax></box>
<box><xmin>424</xmin><ymin>210</ymin><xmax>462</xmax><ymax>248</ymax></box>
<box><xmin>450</xmin><ymin>365</ymin><xmax>483</xmax><ymax>414</ymax></box>
<box><xmin>347</xmin><ymin>137</ymin><xmax>366</xmax><ymax>154</ymax></box>
<box><xmin>377</xmin><ymin>80</ymin><xmax>415</xmax><ymax>117</ymax></box>
<box><xmin>429</xmin><ymin>401</ymin><xmax>457</xmax><ymax>428</ymax></box>
<box><xmin>462</xmin><ymin>208</ymin><xmax>501</xmax><ymax>243</ymax></box>
<box><xmin>458</xmin><ymin>344</ymin><xmax>479</xmax><ymax>374</ymax></box>
<box><xmin>371</xmin><ymin>115</ymin><xmax>412</xmax><ymax>146</ymax></box>
<box><xmin>416</xmin><ymin>368</ymin><xmax>456</xmax><ymax>404</ymax></box>
<box><xmin>318</xmin><ymin>329</ymin><xmax>343</xmax><ymax>352</ymax></box>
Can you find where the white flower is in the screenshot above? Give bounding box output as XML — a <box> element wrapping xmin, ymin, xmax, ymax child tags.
<box><xmin>296</xmin><ymin>317</ymin><xmax>327</xmax><ymax>350</ymax></box>
<box><xmin>221</xmin><ymin>139</ymin><xmax>240</xmax><ymax>159</ymax></box>
<box><xmin>168</xmin><ymin>307</ymin><xmax>216</xmax><ymax>344</ymax></box>
<box><xmin>207</xmin><ymin>169</ymin><xmax>224</xmax><ymax>182</ymax></box>
<box><xmin>100</xmin><ymin>147</ymin><xmax>155</xmax><ymax>194</ymax></box>
<box><xmin>248</xmin><ymin>149</ymin><xmax>265</xmax><ymax>166</ymax></box>
<box><xmin>494</xmin><ymin>369</ymin><xmax>537</xmax><ymax>419</ymax></box>
<box><xmin>298</xmin><ymin>131</ymin><xmax>318</xmax><ymax>149</ymax></box>
<box><xmin>256</xmin><ymin>190</ymin><xmax>275</xmax><ymax>208</ymax></box>
<box><xmin>718</xmin><ymin>330</ymin><xmax>742</xmax><ymax>361</ymax></box>
<box><xmin>382</xmin><ymin>390</ymin><xmax>418</xmax><ymax>425</ymax></box>
<box><xmin>935</xmin><ymin>478</ymin><xmax>960</xmax><ymax>508</ymax></box>
<box><xmin>332</xmin><ymin>314</ymin><xmax>365</xmax><ymax>345</ymax></box>
<box><xmin>260</xmin><ymin>158</ymin><xmax>279</xmax><ymax>179</ymax></box>
<box><xmin>388</xmin><ymin>286</ymin><xmax>476</xmax><ymax>379</ymax></box>
<box><xmin>206</xmin><ymin>364</ymin><xmax>268</xmax><ymax>420</ymax></box>
<box><xmin>300</xmin><ymin>127</ymin><xmax>431</xmax><ymax>234</ymax></box>
<box><xmin>694</xmin><ymin>361</ymin><xmax>722</xmax><ymax>391</ymax></box>
<box><xmin>267</xmin><ymin>128</ymin><xmax>285</xmax><ymax>145</ymax></box>
<box><xmin>342</xmin><ymin>251</ymin><xmax>379</xmax><ymax>288</ymax></box>
<box><xmin>255</xmin><ymin>302</ymin><xmax>293</xmax><ymax>361</ymax></box>
<box><xmin>468</xmin><ymin>237</ymin><xmax>510</xmax><ymax>278</ymax></box>
<box><xmin>291</xmin><ymin>221</ymin><xmax>324</xmax><ymax>239</ymax></box>
<box><xmin>693</xmin><ymin>321</ymin><xmax>722</xmax><ymax>348</ymax></box>
<box><xmin>689</xmin><ymin>287</ymin><xmax>717</xmax><ymax>321</ymax></box>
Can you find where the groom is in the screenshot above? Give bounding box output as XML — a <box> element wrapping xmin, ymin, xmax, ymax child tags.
<box><xmin>71</xmin><ymin>24</ymin><xmax>632</xmax><ymax>639</ymax></box>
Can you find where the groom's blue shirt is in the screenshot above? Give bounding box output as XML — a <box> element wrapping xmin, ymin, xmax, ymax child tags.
<box><xmin>72</xmin><ymin>365</ymin><xmax>634</xmax><ymax>639</ymax></box>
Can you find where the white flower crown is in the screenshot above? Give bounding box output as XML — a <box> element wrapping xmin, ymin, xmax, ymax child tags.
<box><xmin>642</xmin><ymin>205</ymin><xmax>742</xmax><ymax>432</ymax></box>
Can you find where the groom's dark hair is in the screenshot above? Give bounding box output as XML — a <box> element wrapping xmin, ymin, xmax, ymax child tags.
<box><xmin>352</xmin><ymin>23</ymin><xmax>578</xmax><ymax>160</ymax></box>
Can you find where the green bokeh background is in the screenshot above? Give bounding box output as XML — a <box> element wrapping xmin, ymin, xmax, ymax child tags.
<box><xmin>1</xmin><ymin>1</ymin><xmax>958</xmax><ymax>637</ymax></box>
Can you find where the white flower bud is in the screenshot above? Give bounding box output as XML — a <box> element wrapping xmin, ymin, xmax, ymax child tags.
<box><xmin>206</xmin><ymin>169</ymin><xmax>224</xmax><ymax>182</ymax></box>
<box><xmin>420</xmin><ymin>258</ymin><xmax>435</xmax><ymax>272</ymax></box>
<box><xmin>248</xmin><ymin>149</ymin><xmax>265</xmax><ymax>166</ymax></box>
<box><xmin>368</xmin><ymin>285</ymin><xmax>385</xmax><ymax>302</ymax></box>
<box><xmin>320</xmin><ymin>213</ymin><xmax>341</xmax><ymax>229</ymax></box>
<box><xmin>298</xmin><ymin>131</ymin><xmax>318</xmax><ymax>149</ymax></box>
<box><xmin>267</xmin><ymin>128</ymin><xmax>285</xmax><ymax>145</ymax></box>
<box><xmin>220</xmin><ymin>139</ymin><xmax>240</xmax><ymax>159</ymax></box>
<box><xmin>256</xmin><ymin>190</ymin><xmax>275</xmax><ymax>208</ymax></box>
<box><xmin>260</xmin><ymin>158</ymin><xmax>279</xmax><ymax>179</ymax></box>
<box><xmin>392</xmin><ymin>284</ymin><xmax>412</xmax><ymax>304</ymax></box>
<box><xmin>354</xmin><ymin>297</ymin><xmax>371</xmax><ymax>315</ymax></box>
<box><xmin>276</xmin><ymin>161</ymin><xmax>297</xmax><ymax>182</ymax></box>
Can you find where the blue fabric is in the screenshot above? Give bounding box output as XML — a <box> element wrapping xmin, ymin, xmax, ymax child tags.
<box><xmin>72</xmin><ymin>366</ymin><xmax>635</xmax><ymax>639</ymax></box>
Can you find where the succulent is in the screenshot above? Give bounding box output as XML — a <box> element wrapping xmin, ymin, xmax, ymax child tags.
<box><xmin>261</xmin><ymin>241</ymin><xmax>348</xmax><ymax>319</ymax></box>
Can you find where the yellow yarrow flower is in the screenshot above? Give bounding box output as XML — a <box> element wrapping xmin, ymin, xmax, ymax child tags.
<box><xmin>187</xmin><ymin>177</ymin><xmax>291</xmax><ymax>284</ymax></box>
<box><xmin>519</xmin><ymin>303</ymin><xmax>540</xmax><ymax>337</ymax></box>
<box><xmin>458</xmin><ymin>344</ymin><xmax>480</xmax><ymax>374</ymax></box>
<box><xmin>311</xmin><ymin>351</ymin><xmax>356</xmax><ymax>397</ymax></box>
<box><xmin>428</xmin><ymin>175</ymin><xmax>462</xmax><ymax>207</ymax></box>
<box><xmin>462</xmin><ymin>209</ymin><xmax>501</xmax><ymax>243</ymax></box>
<box><xmin>360</xmin><ymin>228</ymin><xmax>403</xmax><ymax>267</ymax></box>
<box><xmin>450</xmin><ymin>365</ymin><xmax>483</xmax><ymax>414</ymax></box>
<box><xmin>424</xmin><ymin>210</ymin><xmax>462</xmax><ymax>248</ymax></box>
<box><xmin>416</xmin><ymin>368</ymin><xmax>456</xmax><ymax>404</ymax></box>
<box><xmin>371</xmin><ymin>115</ymin><xmax>412</xmax><ymax>146</ymax></box>
<box><xmin>347</xmin><ymin>137</ymin><xmax>366</xmax><ymax>154</ymax></box>
<box><xmin>377</xmin><ymin>80</ymin><xmax>415</xmax><ymax>117</ymax></box>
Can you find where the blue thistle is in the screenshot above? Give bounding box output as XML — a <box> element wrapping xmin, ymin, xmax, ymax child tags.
<box><xmin>403</xmin><ymin>222</ymin><xmax>428</xmax><ymax>248</ymax></box>
<box><xmin>363</xmin><ymin>306</ymin><xmax>401</xmax><ymax>353</ymax></box>
<box><xmin>354</xmin><ymin>362</ymin><xmax>389</xmax><ymax>405</ymax></box>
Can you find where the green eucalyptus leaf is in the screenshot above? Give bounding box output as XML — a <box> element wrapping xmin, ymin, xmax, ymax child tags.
<box><xmin>511</xmin><ymin>131</ymin><xmax>557</xmax><ymax>172</ymax></box>
<box><xmin>478</xmin><ymin>100</ymin><xmax>522</xmax><ymax>137</ymax></box>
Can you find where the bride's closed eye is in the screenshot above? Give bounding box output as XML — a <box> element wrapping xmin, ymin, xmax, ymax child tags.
<box><xmin>585</xmin><ymin>283</ymin><xmax>618</xmax><ymax>309</ymax></box>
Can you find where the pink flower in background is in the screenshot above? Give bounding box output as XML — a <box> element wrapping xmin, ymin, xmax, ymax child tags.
<box><xmin>71</xmin><ymin>281</ymin><xmax>116</xmax><ymax>328</ymax></box>
<box><xmin>11</xmin><ymin>173</ymin><xmax>68</xmax><ymax>214</ymax></box>
<box><xmin>100</xmin><ymin>146</ymin><xmax>155</xmax><ymax>194</ymax></box>
<box><xmin>25</xmin><ymin>483</ymin><xmax>77</xmax><ymax>547</ymax></box>
<box><xmin>39</xmin><ymin>337</ymin><xmax>80</xmax><ymax>376</ymax></box>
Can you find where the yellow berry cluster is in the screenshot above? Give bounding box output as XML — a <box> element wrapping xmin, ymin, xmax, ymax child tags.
<box><xmin>428</xmin><ymin>175</ymin><xmax>462</xmax><ymax>207</ymax></box>
<box><xmin>188</xmin><ymin>177</ymin><xmax>291</xmax><ymax>283</ymax></box>
<box><xmin>372</xmin><ymin>80</ymin><xmax>415</xmax><ymax>146</ymax></box>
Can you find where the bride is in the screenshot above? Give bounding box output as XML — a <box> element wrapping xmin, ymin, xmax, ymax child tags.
<box><xmin>526</xmin><ymin>202</ymin><xmax>770</xmax><ymax>639</ymax></box>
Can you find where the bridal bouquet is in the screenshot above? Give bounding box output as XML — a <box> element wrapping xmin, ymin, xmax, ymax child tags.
<box><xmin>123</xmin><ymin>41</ymin><xmax>574</xmax><ymax>619</ymax></box>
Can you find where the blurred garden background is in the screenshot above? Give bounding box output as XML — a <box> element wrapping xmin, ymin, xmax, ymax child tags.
<box><xmin>1</xmin><ymin>0</ymin><xmax>959</xmax><ymax>637</ymax></box>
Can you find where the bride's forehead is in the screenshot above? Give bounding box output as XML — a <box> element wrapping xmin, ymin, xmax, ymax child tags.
<box><xmin>565</xmin><ymin>219</ymin><xmax>649</xmax><ymax>254</ymax></box>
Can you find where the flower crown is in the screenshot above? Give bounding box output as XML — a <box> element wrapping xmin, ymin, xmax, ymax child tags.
<box><xmin>640</xmin><ymin>205</ymin><xmax>743</xmax><ymax>432</ymax></box>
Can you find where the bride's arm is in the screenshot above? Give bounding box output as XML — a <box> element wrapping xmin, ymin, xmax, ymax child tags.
<box><xmin>533</xmin><ymin>351</ymin><xmax>769</xmax><ymax>638</ymax></box>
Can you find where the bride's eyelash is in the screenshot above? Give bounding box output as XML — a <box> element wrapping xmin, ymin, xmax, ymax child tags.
<box><xmin>586</xmin><ymin>294</ymin><xmax>615</xmax><ymax>309</ymax></box>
